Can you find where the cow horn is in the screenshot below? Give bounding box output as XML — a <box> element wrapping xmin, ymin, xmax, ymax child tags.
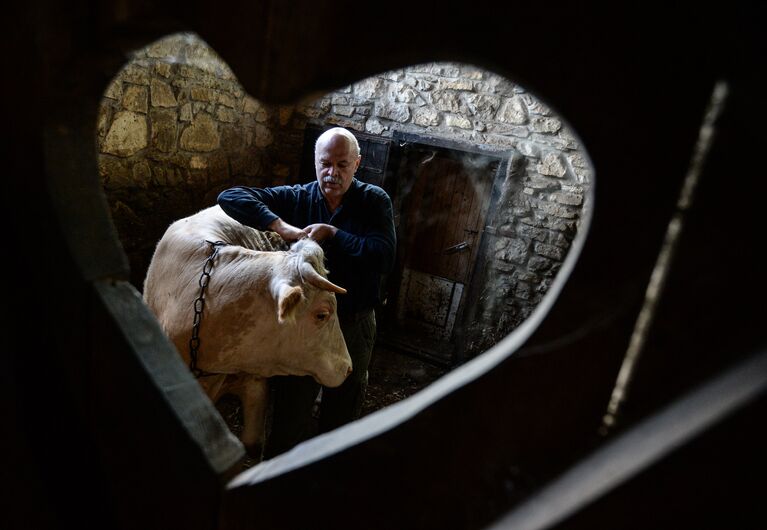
<box><xmin>299</xmin><ymin>261</ymin><xmax>347</xmax><ymax>294</ymax></box>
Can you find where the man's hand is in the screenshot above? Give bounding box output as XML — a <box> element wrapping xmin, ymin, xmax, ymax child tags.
<box><xmin>304</xmin><ymin>223</ymin><xmax>337</xmax><ymax>243</ymax></box>
<box><xmin>268</xmin><ymin>218</ymin><xmax>308</xmax><ymax>242</ymax></box>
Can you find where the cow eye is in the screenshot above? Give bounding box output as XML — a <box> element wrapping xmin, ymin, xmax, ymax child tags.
<box><xmin>315</xmin><ymin>311</ymin><xmax>329</xmax><ymax>322</ymax></box>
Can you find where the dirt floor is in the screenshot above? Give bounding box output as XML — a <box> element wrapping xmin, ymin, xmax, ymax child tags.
<box><xmin>216</xmin><ymin>342</ymin><xmax>449</xmax><ymax>469</ymax></box>
<box><xmin>361</xmin><ymin>343</ymin><xmax>449</xmax><ymax>417</ymax></box>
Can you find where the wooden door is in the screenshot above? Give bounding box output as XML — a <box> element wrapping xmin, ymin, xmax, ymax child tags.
<box><xmin>395</xmin><ymin>149</ymin><xmax>497</xmax><ymax>354</ymax></box>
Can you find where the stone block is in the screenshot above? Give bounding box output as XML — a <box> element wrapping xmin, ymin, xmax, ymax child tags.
<box><xmin>572</xmin><ymin>165</ymin><xmax>592</xmax><ymax>182</ymax></box>
<box><xmin>218</xmin><ymin>93</ymin><xmax>237</xmax><ymax>109</ymax></box>
<box><xmin>104</xmin><ymin>80</ymin><xmax>122</xmax><ymax>100</ymax></box>
<box><xmin>528</xmin><ymin>255</ymin><xmax>553</xmax><ymax>272</ymax></box>
<box><xmin>534</xmin><ymin>242</ymin><xmax>566</xmax><ymax>261</ymax></box>
<box><xmin>413</xmin><ymin>107</ymin><xmax>440</xmax><ymax>127</ymax></box>
<box><xmin>243</xmin><ymin>96</ymin><xmax>262</xmax><ymax>115</ymax></box>
<box><xmin>430</xmin><ymin>90</ymin><xmax>462</xmax><ymax>113</ymax></box>
<box><xmin>332</xmin><ymin>105</ymin><xmax>355</xmax><ymax>117</ymax></box>
<box><xmin>460</xmin><ymin>67</ymin><xmax>484</xmax><ymax>80</ymax></box>
<box><xmin>179</xmin><ymin>113</ymin><xmax>220</xmax><ymax>152</ymax></box>
<box><xmin>515</xmin><ymin>282</ymin><xmax>532</xmax><ymax>300</ymax></box>
<box><xmin>522</xmin><ymin>94</ymin><xmax>552</xmax><ymax>116</ymax></box>
<box><xmin>354</xmin><ymin>78</ymin><xmax>386</xmax><ymax>99</ymax></box>
<box><xmin>103</xmin><ymin>111</ymin><xmax>148</xmax><ymax>157</ymax></box>
<box><xmin>96</xmin><ymin>106</ymin><xmax>112</xmax><ymax>142</ymax></box>
<box><xmin>516</xmin><ymin>223</ymin><xmax>548</xmax><ymax>242</ymax></box>
<box><xmin>192</xmin><ymin>102</ymin><xmax>209</xmax><ymax>114</ymax></box>
<box><xmin>537</xmin><ymin>200</ymin><xmax>578</xmax><ymax>219</ymax></box>
<box><xmin>150</xmin><ymin>79</ymin><xmax>177</xmax><ymax>107</ymax></box>
<box><xmin>516</xmin><ymin>141</ymin><xmax>541</xmax><ymax>158</ymax></box>
<box><xmin>120</xmin><ymin>64</ymin><xmax>150</xmax><ymax>85</ymax></box>
<box><xmin>405</xmin><ymin>76</ymin><xmax>434</xmax><ymax>91</ymax></box>
<box><xmin>375</xmin><ymin>102</ymin><xmax>410</xmax><ymax>123</ymax></box>
<box><xmin>149</xmin><ymin>108</ymin><xmax>178</xmax><ymax>153</ymax></box>
<box><xmin>530</xmin><ymin>116</ymin><xmax>562</xmax><ymax>133</ymax></box>
<box><xmin>298</xmin><ymin>105</ymin><xmax>323</xmax><ymax>118</ymax></box>
<box><xmin>445</xmin><ymin>114</ymin><xmax>472</xmax><ymax>129</ymax></box>
<box><xmin>483</xmin><ymin>134</ymin><xmax>517</xmax><ymax>149</ymax></box>
<box><xmin>216</xmin><ymin>107</ymin><xmax>238</xmax><ymax>123</ymax></box>
<box><xmin>355</xmin><ymin>105</ymin><xmax>372</xmax><ymax>116</ymax></box>
<box><xmin>537</xmin><ymin>152</ymin><xmax>568</xmax><ymax>177</ymax></box>
<box><xmin>548</xmin><ymin>231</ymin><xmax>572</xmax><ymax>248</ymax></box>
<box><xmin>326</xmin><ymin>115</ymin><xmax>366</xmax><ymax>131</ymax></box>
<box><xmin>512</xmin><ymin>206</ymin><xmax>532</xmax><ymax>218</ymax></box>
<box><xmin>190</xmin><ymin>85</ymin><xmax>217</xmax><ymax>102</ymax></box>
<box><xmin>122</xmin><ymin>85</ymin><xmax>148</xmax><ymax>114</ymax></box>
<box><xmin>558</xmin><ymin>127</ymin><xmax>581</xmax><ymax>149</ymax></box>
<box><xmin>511</xmin><ymin>270</ymin><xmax>540</xmax><ymax>283</ymax></box>
<box><xmin>532</xmin><ymin>132</ymin><xmax>575</xmax><ymax>150</ymax></box>
<box><xmin>438</xmin><ymin>78</ymin><xmax>474</xmax><ymax>91</ymax></box>
<box><xmin>365</xmin><ymin>118</ymin><xmax>387</xmax><ymax>135</ymax></box>
<box><xmin>466</xmin><ymin>93</ymin><xmax>501</xmax><ymax>120</ymax></box>
<box><xmin>499</xmin><ymin>238</ymin><xmax>528</xmax><ymax>264</ymax></box>
<box><xmin>494</xmin><ymin>238</ymin><xmax>510</xmax><ymax>251</ymax></box>
<box><xmin>568</xmin><ymin>152</ymin><xmax>590</xmax><ymax>168</ymax></box>
<box><xmin>154</xmin><ymin>62</ymin><xmax>173</xmax><ymax>78</ymax></box>
<box><xmin>497</xmin><ymin>224</ymin><xmax>515</xmax><ymax>238</ymax></box>
<box><xmin>540</xmin><ymin>216</ymin><xmax>577</xmax><ymax>233</ymax></box>
<box><xmin>525</xmin><ymin>174</ymin><xmax>560</xmax><ymax>190</ymax></box>
<box><xmin>491</xmin><ymin>259</ymin><xmax>516</xmax><ymax>273</ymax></box>
<box><xmin>430</xmin><ymin>64</ymin><xmax>461</xmax><ymax>77</ymax></box>
<box><xmin>551</xmin><ymin>191</ymin><xmax>583</xmax><ymax>206</ymax></box>
<box><xmin>495</xmin><ymin>96</ymin><xmax>528</xmax><ymax>124</ymax></box>
<box><xmin>179</xmin><ymin>103</ymin><xmax>193</xmax><ymax>122</ymax></box>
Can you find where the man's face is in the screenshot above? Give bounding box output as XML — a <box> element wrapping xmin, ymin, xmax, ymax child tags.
<box><xmin>315</xmin><ymin>134</ymin><xmax>360</xmax><ymax>204</ymax></box>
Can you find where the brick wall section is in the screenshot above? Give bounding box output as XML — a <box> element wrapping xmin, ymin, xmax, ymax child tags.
<box><xmin>97</xmin><ymin>33</ymin><xmax>591</xmax><ymax>354</ymax></box>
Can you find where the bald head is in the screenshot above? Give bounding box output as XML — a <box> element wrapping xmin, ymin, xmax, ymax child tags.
<box><xmin>315</xmin><ymin>127</ymin><xmax>360</xmax><ymax>159</ymax></box>
<box><xmin>314</xmin><ymin>127</ymin><xmax>361</xmax><ymax>210</ymax></box>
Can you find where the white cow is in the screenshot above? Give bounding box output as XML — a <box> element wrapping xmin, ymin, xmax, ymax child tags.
<box><xmin>143</xmin><ymin>205</ymin><xmax>352</xmax><ymax>458</ymax></box>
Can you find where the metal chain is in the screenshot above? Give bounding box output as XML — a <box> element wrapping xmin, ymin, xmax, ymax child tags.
<box><xmin>189</xmin><ymin>240</ymin><xmax>227</xmax><ymax>378</ymax></box>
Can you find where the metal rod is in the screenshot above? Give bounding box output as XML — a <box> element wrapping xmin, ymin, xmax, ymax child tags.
<box><xmin>600</xmin><ymin>80</ymin><xmax>730</xmax><ymax>434</ymax></box>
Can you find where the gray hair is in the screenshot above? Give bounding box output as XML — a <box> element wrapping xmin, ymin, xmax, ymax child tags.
<box><xmin>315</xmin><ymin>127</ymin><xmax>361</xmax><ymax>159</ymax></box>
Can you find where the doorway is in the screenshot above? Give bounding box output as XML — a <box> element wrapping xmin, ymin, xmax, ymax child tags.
<box><xmin>382</xmin><ymin>135</ymin><xmax>503</xmax><ymax>365</ymax></box>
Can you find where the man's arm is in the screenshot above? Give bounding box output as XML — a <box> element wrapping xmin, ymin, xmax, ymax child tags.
<box><xmin>329</xmin><ymin>190</ymin><xmax>396</xmax><ymax>273</ymax></box>
<box><xmin>217</xmin><ymin>186</ymin><xmax>307</xmax><ymax>241</ymax></box>
<box><xmin>268</xmin><ymin>218</ymin><xmax>308</xmax><ymax>242</ymax></box>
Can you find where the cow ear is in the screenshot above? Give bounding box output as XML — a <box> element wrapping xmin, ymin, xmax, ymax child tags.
<box><xmin>277</xmin><ymin>284</ymin><xmax>304</xmax><ymax>323</ymax></box>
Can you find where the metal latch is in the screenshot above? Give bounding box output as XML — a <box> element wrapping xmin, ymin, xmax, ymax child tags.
<box><xmin>444</xmin><ymin>241</ymin><xmax>470</xmax><ymax>254</ymax></box>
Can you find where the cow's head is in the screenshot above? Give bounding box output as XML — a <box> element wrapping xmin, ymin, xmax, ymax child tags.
<box><xmin>269</xmin><ymin>239</ymin><xmax>352</xmax><ymax>387</ymax></box>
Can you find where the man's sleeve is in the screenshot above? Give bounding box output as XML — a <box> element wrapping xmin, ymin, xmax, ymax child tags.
<box><xmin>217</xmin><ymin>185</ymin><xmax>296</xmax><ymax>230</ymax></box>
<box><xmin>333</xmin><ymin>189</ymin><xmax>397</xmax><ymax>273</ymax></box>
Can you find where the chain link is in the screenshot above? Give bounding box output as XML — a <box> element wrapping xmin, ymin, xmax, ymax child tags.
<box><xmin>189</xmin><ymin>240</ymin><xmax>227</xmax><ymax>378</ymax></box>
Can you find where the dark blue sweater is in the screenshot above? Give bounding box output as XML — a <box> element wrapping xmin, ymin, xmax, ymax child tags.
<box><xmin>217</xmin><ymin>179</ymin><xmax>396</xmax><ymax>316</ymax></box>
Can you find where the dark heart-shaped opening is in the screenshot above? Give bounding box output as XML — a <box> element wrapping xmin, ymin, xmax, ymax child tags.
<box><xmin>97</xmin><ymin>32</ymin><xmax>593</xmax><ymax>469</ymax></box>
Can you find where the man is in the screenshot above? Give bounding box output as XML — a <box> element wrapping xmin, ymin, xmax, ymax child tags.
<box><xmin>217</xmin><ymin>127</ymin><xmax>396</xmax><ymax>458</ymax></box>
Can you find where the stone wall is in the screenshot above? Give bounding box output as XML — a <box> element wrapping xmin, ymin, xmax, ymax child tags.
<box><xmin>97</xmin><ymin>33</ymin><xmax>284</xmax><ymax>287</ymax></box>
<box><xmin>97</xmin><ymin>32</ymin><xmax>591</xmax><ymax>354</ymax></box>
